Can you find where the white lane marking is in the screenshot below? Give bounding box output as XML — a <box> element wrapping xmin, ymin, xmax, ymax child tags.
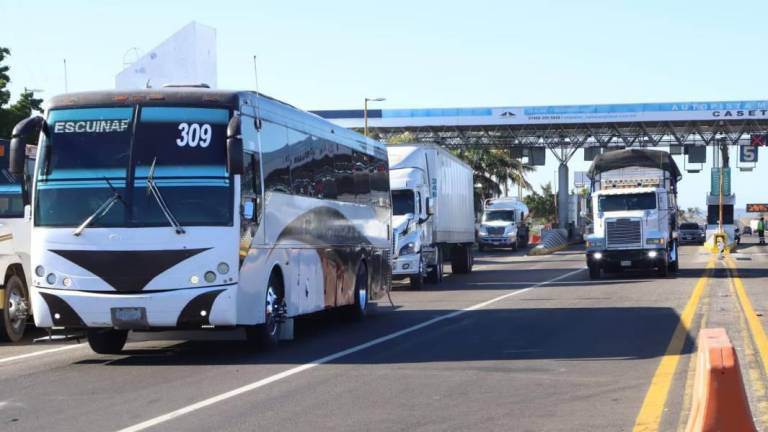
<box><xmin>116</xmin><ymin>267</ymin><xmax>585</xmax><ymax>432</ymax></box>
<box><xmin>0</xmin><ymin>344</ymin><xmax>82</xmax><ymax>365</ymax></box>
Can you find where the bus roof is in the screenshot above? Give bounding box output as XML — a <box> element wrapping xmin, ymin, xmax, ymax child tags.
<box><xmin>47</xmin><ymin>88</ymin><xmax>387</xmax><ymax>156</ymax></box>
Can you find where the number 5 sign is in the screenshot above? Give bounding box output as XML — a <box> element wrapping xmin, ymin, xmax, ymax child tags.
<box><xmin>740</xmin><ymin>145</ymin><xmax>758</xmax><ymax>163</ymax></box>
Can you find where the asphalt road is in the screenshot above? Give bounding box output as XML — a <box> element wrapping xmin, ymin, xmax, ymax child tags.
<box><xmin>1</xmin><ymin>240</ymin><xmax>767</xmax><ymax>432</ymax></box>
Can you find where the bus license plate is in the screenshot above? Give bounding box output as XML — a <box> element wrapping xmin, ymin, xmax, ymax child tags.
<box><xmin>620</xmin><ymin>260</ymin><xmax>632</xmax><ymax>267</ymax></box>
<box><xmin>111</xmin><ymin>307</ymin><xmax>148</xmax><ymax>328</ymax></box>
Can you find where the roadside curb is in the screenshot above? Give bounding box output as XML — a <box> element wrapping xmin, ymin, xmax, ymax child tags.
<box><xmin>684</xmin><ymin>328</ymin><xmax>756</xmax><ymax>432</ymax></box>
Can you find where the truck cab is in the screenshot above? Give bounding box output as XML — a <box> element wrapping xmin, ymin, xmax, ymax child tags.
<box><xmin>477</xmin><ymin>198</ymin><xmax>529</xmax><ymax>251</ymax></box>
<box><xmin>585</xmin><ymin>149</ymin><xmax>681</xmax><ymax>279</ymax></box>
<box><xmin>391</xmin><ymin>167</ymin><xmax>434</xmax><ymax>288</ymax></box>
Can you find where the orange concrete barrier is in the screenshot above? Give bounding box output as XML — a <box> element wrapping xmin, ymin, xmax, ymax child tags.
<box><xmin>684</xmin><ymin>328</ymin><xmax>756</xmax><ymax>432</ymax></box>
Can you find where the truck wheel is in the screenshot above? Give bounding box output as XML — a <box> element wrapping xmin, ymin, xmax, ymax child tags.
<box><xmin>87</xmin><ymin>329</ymin><xmax>128</xmax><ymax>354</ymax></box>
<box><xmin>451</xmin><ymin>245</ymin><xmax>471</xmax><ymax>274</ymax></box>
<box><xmin>1</xmin><ymin>275</ymin><xmax>29</xmax><ymax>343</ymax></box>
<box><xmin>588</xmin><ymin>264</ymin><xmax>601</xmax><ymax>280</ymax></box>
<box><xmin>478</xmin><ymin>244</ymin><xmax>486</xmax><ymax>252</ymax></box>
<box><xmin>657</xmin><ymin>259</ymin><xmax>669</xmax><ymax>277</ymax></box>
<box><xmin>409</xmin><ymin>273</ymin><xmax>424</xmax><ymax>290</ymax></box>
<box><xmin>246</xmin><ymin>273</ymin><xmax>285</xmax><ymax>349</ymax></box>
<box><xmin>426</xmin><ymin>249</ymin><xmax>443</xmax><ymax>284</ymax></box>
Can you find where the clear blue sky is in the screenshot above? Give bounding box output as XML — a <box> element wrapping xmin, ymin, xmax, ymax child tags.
<box><xmin>1</xmin><ymin>0</ymin><xmax>766</xmax><ymax>210</ymax></box>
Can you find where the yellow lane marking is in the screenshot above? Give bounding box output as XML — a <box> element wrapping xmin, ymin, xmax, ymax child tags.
<box><xmin>726</xmin><ymin>258</ymin><xmax>768</xmax><ymax>377</ymax></box>
<box><xmin>632</xmin><ymin>259</ymin><xmax>714</xmax><ymax>432</ymax></box>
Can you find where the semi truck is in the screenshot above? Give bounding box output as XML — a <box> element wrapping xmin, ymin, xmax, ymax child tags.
<box><xmin>0</xmin><ymin>138</ymin><xmax>34</xmax><ymax>342</ymax></box>
<box><xmin>388</xmin><ymin>144</ymin><xmax>475</xmax><ymax>290</ymax></box>
<box><xmin>585</xmin><ymin>149</ymin><xmax>682</xmax><ymax>279</ymax></box>
<box><xmin>477</xmin><ymin>198</ymin><xmax>530</xmax><ymax>251</ymax></box>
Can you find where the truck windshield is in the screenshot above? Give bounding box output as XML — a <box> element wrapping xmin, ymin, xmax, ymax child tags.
<box><xmin>598</xmin><ymin>192</ymin><xmax>656</xmax><ymax>212</ymax></box>
<box><xmin>35</xmin><ymin>106</ymin><xmax>233</xmax><ymax>228</ymax></box>
<box><xmin>483</xmin><ymin>210</ymin><xmax>515</xmax><ymax>222</ymax></box>
<box><xmin>392</xmin><ymin>190</ymin><xmax>415</xmax><ymax>216</ymax></box>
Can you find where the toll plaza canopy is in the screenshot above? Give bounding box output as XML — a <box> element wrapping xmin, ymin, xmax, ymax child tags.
<box><xmin>313</xmin><ymin>100</ymin><xmax>768</xmax><ymax>150</ymax></box>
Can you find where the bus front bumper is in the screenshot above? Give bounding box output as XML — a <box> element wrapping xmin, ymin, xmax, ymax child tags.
<box><xmin>30</xmin><ymin>284</ymin><xmax>238</xmax><ymax>329</ymax></box>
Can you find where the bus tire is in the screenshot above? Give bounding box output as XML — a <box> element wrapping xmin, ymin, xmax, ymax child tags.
<box><xmin>0</xmin><ymin>275</ymin><xmax>29</xmax><ymax>343</ymax></box>
<box><xmin>345</xmin><ymin>263</ymin><xmax>369</xmax><ymax>321</ymax></box>
<box><xmin>247</xmin><ymin>272</ymin><xmax>284</xmax><ymax>350</ymax></box>
<box><xmin>87</xmin><ymin>329</ymin><xmax>128</xmax><ymax>354</ymax></box>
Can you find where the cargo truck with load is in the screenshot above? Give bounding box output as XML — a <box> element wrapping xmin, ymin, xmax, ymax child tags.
<box><xmin>388</xmin><ymin>144</ymin><xmax>475</xmax><ymax>290</ymax></box>
<box><xmin>585</xmin><ymin>149</ymin><xmax>681</xmax><ymax>279</ymax></box>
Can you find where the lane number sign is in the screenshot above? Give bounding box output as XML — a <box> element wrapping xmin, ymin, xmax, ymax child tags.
<box><xmin>177</xmin><ymin>123</ymin><xmax>212</xmax><ymax>148</ymax></box>
<box><xmin>740</xmin><ymin>145</ymin><xmax>758</xmax><ymax>163</ymax></box>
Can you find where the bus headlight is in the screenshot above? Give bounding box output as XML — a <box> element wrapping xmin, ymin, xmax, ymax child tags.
<box><xmin>35</xmin><ymin>265</ymin><xmax>45</xmax><ymax>277</ymax></box>
<box><xmin>217</xmin><ymin>262</ymin><xmax>230</xmax><ymax>275</ymax></box>
<box><xmin>204</xmin><ymin>271</ymin><xmax>216</xmax><ymax>283</ymax></box>
<box><xmin>46</xmin><ymin>273</ymin><xmax>57</xmax><ymax>285</ymax></box>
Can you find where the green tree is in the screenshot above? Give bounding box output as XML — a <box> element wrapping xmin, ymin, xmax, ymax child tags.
<box><xmin>523</xmin><ymin>183</ymin><xmax>557</xmax><ymax>224</ymax></box>
<box><xmin>450</xmin><ymin>147</ymin><xmax>534</xmax><ymax>198</ymax></box>
<box><xmin>0</xmin><ymin>47</ymin><xmax>44</xmax><ymax>138</ymax></box>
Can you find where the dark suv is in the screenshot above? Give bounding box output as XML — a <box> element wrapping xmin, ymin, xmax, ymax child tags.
<box><xmin>679</xmin><ymin>222</ymin><xmax>705</xmax><ymax>245</ymax></box>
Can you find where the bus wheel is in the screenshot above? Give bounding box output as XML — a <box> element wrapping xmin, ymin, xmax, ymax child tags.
<box><xmin>247</xmin><ymin>273</ymin><xmax>285</xmax><ymax>349</ymax></box>
<box><xmin>346</xmin><ymin>263</ymin><xmax>369</xmax><ymax>321</ymax></box>
<box><xmin>1</xmin><ymin>275</ymin><xmax>29</xmax><ymax>342</ymax></box>
<box><xmin>87</xmin><ymin>329</ymin><xmax>128</xmax><ymax>354</ymax></box>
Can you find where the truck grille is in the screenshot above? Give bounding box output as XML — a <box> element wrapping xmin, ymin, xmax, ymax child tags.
<box><xmin>606</xmin><ymin>219</ymin><xmax>642</xmax><ymax>248</ymax></box>
<box><xmin>486</xmin><ymin>227</ymin><xmax>505</xmax><ymax>236</ymax></box>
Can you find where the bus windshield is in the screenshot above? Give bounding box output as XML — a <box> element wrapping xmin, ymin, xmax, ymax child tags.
<box><xmin>35</xmin><ymin>106</ymin><xmax>233</xmax><ymax>228</ymax></box>
<box><xmin>598</xmin><ymin>192</ymin><xmax>656</xmax><ymax>212</ymax></box>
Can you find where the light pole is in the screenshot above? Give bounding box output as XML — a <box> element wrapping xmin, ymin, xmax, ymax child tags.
<box><xmin>364</xmin><ymin>97</ymin><xmax>386</xmax><ymax>137</ymax></box>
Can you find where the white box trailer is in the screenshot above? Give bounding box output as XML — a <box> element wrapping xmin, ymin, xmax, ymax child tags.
<box><xmin>388</xmin><ymin>144</ymin><xmax>475</xmax><ymax>289</ymax></box>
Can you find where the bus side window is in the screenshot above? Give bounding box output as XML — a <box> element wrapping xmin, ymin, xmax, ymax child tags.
<box><xmin>260</xmin><ymin>120</ymin><xmax>291</xmax><ymax>194</ymax></box>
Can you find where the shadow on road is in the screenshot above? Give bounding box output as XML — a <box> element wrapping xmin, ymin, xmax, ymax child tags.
<box><xmin>82</xmin><ymin>304</ymin><xmax>691</xmax><ymax>368</ymax></box>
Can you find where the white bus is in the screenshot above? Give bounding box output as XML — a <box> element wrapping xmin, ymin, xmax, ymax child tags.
<box><xmin>9</xmin><ymin>88</ymin><xmax>392</xmax><ymax>353</ymax></box>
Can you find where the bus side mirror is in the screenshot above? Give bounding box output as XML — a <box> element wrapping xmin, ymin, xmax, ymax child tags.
<box><xmin>10</xmin><ymin>115</ymin><xmax>45</xmax><ymax>178</ymax></box>
<box><xmin>226</xmin><ymin>115</ymin><xmax>243</xmax><ymax>176</ymax></box>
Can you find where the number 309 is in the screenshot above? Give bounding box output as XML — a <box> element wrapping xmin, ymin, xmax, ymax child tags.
<box><xmin>177</xmin><ymin>123</ymin><xmax>212</xmax><ymax>148</ymax></box>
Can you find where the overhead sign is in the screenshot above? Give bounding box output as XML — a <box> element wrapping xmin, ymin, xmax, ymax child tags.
<box><xmin>740</xmin><ymin>145</ymin><xmax>759</xmax><ymax>163</ymax></box>
<box><xmin>319</xmin><ymin>100</ymin><xmax>768</xmax><ymax>128</ymax></box>
<box><xmin>746</xmin><ymin>203</ymin><xmax>768</xmax><ymax>213</ymax></box>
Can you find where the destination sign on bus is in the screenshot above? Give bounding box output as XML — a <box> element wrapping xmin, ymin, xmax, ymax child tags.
<box><xmin>746</xmin><ymin>203</ymin><xmax>768</xmax><ymax>213</ymax></box>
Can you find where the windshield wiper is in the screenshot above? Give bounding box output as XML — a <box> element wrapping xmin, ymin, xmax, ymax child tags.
<box><xmin>73</xmin><ymin>177</ymin><xmax>126</xmax><ymax>236</ymax></box>
<box><xmin>146</xmin><ymin>157</ymin><xmax>185</xmax><ymax>234</ymax></box>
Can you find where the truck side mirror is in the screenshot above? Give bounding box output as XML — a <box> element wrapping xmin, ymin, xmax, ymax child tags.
<box><xmin>10</xmin><ymin>115</ymin><xmax>45</xmax><ymax>178</ymax></box>
<box><xmin>426</xmin><ymin>197</ymin><xmax>434</xmax><ymax>216</ymax></box>
<box><xmin>226</xmin><ymin>114</ymin><xmax>243</xmax><ymax>176</ymax></box>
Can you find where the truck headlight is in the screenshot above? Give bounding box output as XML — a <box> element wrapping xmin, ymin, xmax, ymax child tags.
<box><xmin>399</xmin><ymin>242</ymin><xmax>417</xmax><ymax>256</ymax></box>
<box><xmin>646</xmin><ymin>238</ymin><xmax>665</xmax><ymax>246</ymax></box>
<box><xmin>648</xmin><ymin>250</ymin><xmax>658</xmax><ymax>258</ymax></box>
